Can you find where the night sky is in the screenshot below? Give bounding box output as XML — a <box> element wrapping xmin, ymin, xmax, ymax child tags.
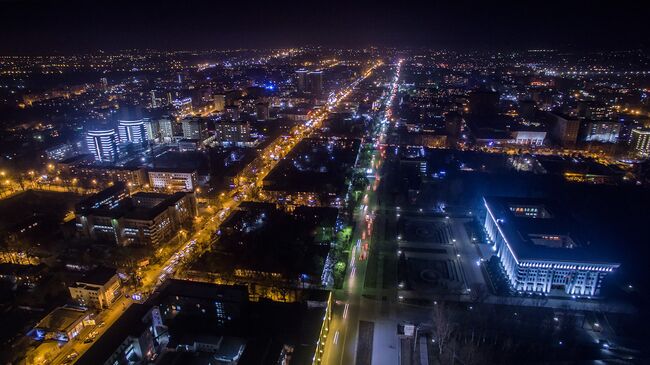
<box><xmin>0</xmin><ymin>0</ymin><xmax>648</xmax><ymax>53</ymax></box>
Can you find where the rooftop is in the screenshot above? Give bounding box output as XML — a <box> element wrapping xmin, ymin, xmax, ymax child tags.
<box><xmin>77</xmin><ymin>266</ymin><xmax>117</xmax><ymax>286</ymax></box>
<box><xmin>484</xmin><ymin>196</ymin><xmax>619</xmax><ymax>265</ymax></box>
<box><xmin>34</xmin><ymin>306</ymin><xmax>87</xmax><ymax>332</ymax></box>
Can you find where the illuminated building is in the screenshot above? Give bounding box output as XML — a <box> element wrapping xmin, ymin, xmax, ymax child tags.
<box><xmin>148</xmin><ymin>168</ymin><xmax>198</xmax><ymax>192</ymax></box>
<box><xmin>510</xmin><ymin>130</ymin><xmax>546</xmax><ymax>146</ymax></box>
<box><xmin>629</xmin><ymin>128</ymin><xmax>650</xmax><ymax>156</ymax></box>
<box><xmin>581</xmin><ymin>120</ymin><xmax>621</xmax><ymax>143</ymax></box>
<box><xmin>68</xmin><ymin>266</ymin><xmax>121</xmax><ymax>310</ymax></box>
<box><xmin>144</xmin><ymin>118</ymin><xmax>159</xmax><ymax>141</ymax></box>
<box><xmin>181</xmin><ymin>117</ymin><xmax>206</xmax><ymax>140</ymax></box>
<box><xmin>483</xmin><ymin>196</ymin><xmax>619</xmax><ymax>297</ymax></box>
<box><xmin>150</xmin><ymin>90</ymin><xmax>158</xmax><ymax>108</ymax></box>
<box><xmin>117</xmin><ymin>119</ymin><xmax>147</xmax><ymax>143</ymax></box>
<box><xmin>172</xmin><ymin>97</ymin><xmax>193</xmax><ymax>115</ymax></box>
<box><xmin>68</xmin><ymin>165</ymin><xmax>148</xmax><ymax>187</ymax></box>
<box><xmin>45</xmin><ymin>143</ymin><xmax>75</xmax><ymax>161</ymax></box>
<box><xmin>213</xmin><ymin>120</ymin><xmax>252</xmax><ymax>146</ymax></box>
<box><xmin>28</xmin><ymin>307</ymin><xmax>90</xmax><ymax>342</ymax></box>
<box><xmin>158</xmin><ymin>116</ymin><xmax>175</xmax><ymax>142</ymax></box>
<box><xmin>295</xmin><ymin>69</ymin><xmax>308</xmax><ymax>93</ymax></box>
<box><xmin>75</xmin><ymin>183</ymin><xmax>197</xmax><ymax>246</ymax></box>
<box><xmin>308</xmin><ymin>70</ymin><xmax>323</xmax><ymax>96</ymax></box>
<box><xmin>86</xmin><ymin>128</ymin><xmax>119</xmax><ymax>162</ymax></box>
<box><xmin>224</xmin><ymin>105</ymin><xmax>240</xmax><ymax>121</ymax></box>
<box><xmin>100</xmin><ymin>77</ymin><xmax>108</xmax><ymax>91</ymax></box>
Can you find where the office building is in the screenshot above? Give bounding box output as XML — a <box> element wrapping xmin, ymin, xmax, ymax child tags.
<box><xmin>99</xmin><ymin>77</ymin><xmax>108</xmax><ymax>91</ymax></box>
<box><xmin>158</xmin><ymin>116</ymin><xmax>174</xmax><ymax>142</ymax></box>
<box><xmin>86</xmin><ymin>128</ymin><xmax>119</xmax><ymax>162</ymax></box>
<box><xmin>45</xmin><ymin>143</ymin><xmax>75</xmax><ymax>161</ymax></box>
<box><xmin>144</xmin><ymin>118</ymin><xmax>159</xmax><ymax>141</ymax></box>
<box><xmin>581</xmin><ymin>120</ymin><xmax>621</xmax><ymax>143</ymax></box>
<box><xmin>295</xmin><ymin>69</ymin><xmax>308</xmax><ymax>93</ymax></box>
<box><xmin>630</xmin><ymin>128</ymin><xmax>650</xmax><ymax>156</ymax></box>
<box><xmin>181</xmin><ymin>118</ymin><xmax>206</xmax><ymax>140</ymax></box>
<box><xmin>483</xmin><ymin>196</ymin><xmax>619</xmax><ymax>297</ymax></box>
<box><xmin>549</xmin><ymin>113</ymin><xmax>580</xmax><ymax>147</ymax></box>
<box><xmin>68</xmin><ymin>166</ymin><xmax>148</xmax><ymax>187</ymax></box>
<box><xmin>150</xmin><ymin>90</ymin><xmax>158</xmax><ymax>108</ymax></box>
<box><xmin>148</xmin><ymin>168</ymin><xmax>198</xmax><ymax>192</ymax></box>
<box><xmin>214</xmin><ymin>121</ymin><xmax>252</xmax><ymax>146</ymax></box>
<box><xmin>69</xmin><ymin>266</ymin><xmax>121</xmax><ymax>310</ymax></box>
<box><xmin>75</xmin><ymin>184</ymin><xmax>197</xmax><ymax>246</ymax></box>
<box><xmin>308</xmin><ymin>70</ymin><xmax>323</xmax><ymax>96</ymax></box>
<box><xmin>117</xmin><ymin>119</ymin><xmax>147</xmax><ymax>144</ymax></box>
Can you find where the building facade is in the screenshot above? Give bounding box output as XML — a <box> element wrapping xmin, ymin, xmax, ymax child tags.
<box><xmin>69</xmin><ymin>267</ymin><xmax>121</xmax><ymax>309</ymax></box>
<box><xmin>86</xmin><ymin>129</ymin><xmax>119</xmax><ymax>162</ymax></box>
<box><xmin>483</xmin><ymin>196</ymin><xmax>619</xmax><ymax>298</ymax></box>
<box><xmin>213</xmin><ymin>121</ymin><xmax>252</xmax><ymax>146</ymax></box>
<box><xmin>118</xmin><ymin>119</ymin><xmax>147</xmax><ymax>144</ymax></box>
<box><xmin>148</xmin><ymin>169</ymin><xmax>198</xmax><ymax>192</ymax></box>
<box><xmin>76</xmin><ymin>184</ymin><xmax>197</xmax><ymax>246</ymax></box>
<box><xmin>630</xmin><ymin>128</ymin><xmax>650</xmax><ymax>156</ymax></box>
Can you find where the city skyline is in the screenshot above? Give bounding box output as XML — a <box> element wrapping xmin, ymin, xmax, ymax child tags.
<box><xmin>0</xmin><ymin>3</ymin><xmax>649</xmax><ymax>364</ymax></box>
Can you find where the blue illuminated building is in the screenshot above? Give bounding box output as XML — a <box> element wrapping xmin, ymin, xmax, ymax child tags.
<box><xmin>483</xmin><ymin>196</ymin><xmax>619</xmax><ymax>298</ymax></box>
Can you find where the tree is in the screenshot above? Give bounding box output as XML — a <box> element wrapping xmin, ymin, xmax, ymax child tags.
<box><xmin>432</xmin><ymin>302</ymin><xmax>454</xmax><ymax>355</ymax></box>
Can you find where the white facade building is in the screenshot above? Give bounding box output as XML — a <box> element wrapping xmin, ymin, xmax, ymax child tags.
<box><xmin>86</xmin><ymin>129</ymin><xmax>119</xmax><ymax>162</ymax></box>
<box><xmin>118</xmin><ymin>119</ymin><xmax>147</xmax><ymax>143</ymax></box>
<box><xmin>148</xmin><ymin>169</ymin><xmax>198</xmax><ymax>192</ymax></box>
<box><xmin>483</xmin><ymin>196</ymin><xmax>619</xmax><ymax>298</ymax></box>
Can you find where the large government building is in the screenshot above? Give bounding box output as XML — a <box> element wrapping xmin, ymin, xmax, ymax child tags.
<box><xmin>483</xmin><ymin>196</ymin><xmax>619</xmax><ymax>298</ymax></box>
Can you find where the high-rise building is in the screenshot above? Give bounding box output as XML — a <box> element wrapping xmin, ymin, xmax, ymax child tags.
<box><xmin>256</xmin><ymin>102</ymin><xmax>270</xmax><ymax>121</ymax></box>
<box><xmin>117</xmin><ymin>119</ymin><xmax>146</xmax><ymax>144</ymax></box>
<box><xmin>144</xmin><ymin>119</ymin><xmax>159</xmax><ymax>141</ymax></box>
<box><xmin>86</xmin><ymin>129</ymin><xmax>119</xmax><ymax>162</ymax></box>
<box><xmin>181</xmin><ymin>118</ymin><xmax>206</xmax><ymax>140</ymax></box>
<box><xmin>214</xmin><ymin>121</ymin><xmax>252</xmax><ymax>146</ymax></box>
<box><xmin>150</xmin><ymin>90</ymin><xmax>158</xmax><ymax>108</ymax></box>
<box><xmin>99</xmin><ymin>77</ymin><xmax>108</xmax><ymax>91</ymax></box>
<box><xmin>158</xmin><ymin>116</ymin><xmax>174</xmax><ymax>142</ymax></box>
<box><xmin>295</xmin><ymin>69</ymin><xmax>308</xmax><ymax>93</ymax></box>
<box><xmin>630</xmin><ymin>128</ymin><xmax>650</xmax><ymax>156</ymax></box>
<box><xmin>308</xmin><ymin>70</ymin><xmax>323</xmax><ymax>96</ymax></box>
<box><xmin>549</xmin><ymin>113</ymin><xmax>580</xmax><ymax>147</ymax></box>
